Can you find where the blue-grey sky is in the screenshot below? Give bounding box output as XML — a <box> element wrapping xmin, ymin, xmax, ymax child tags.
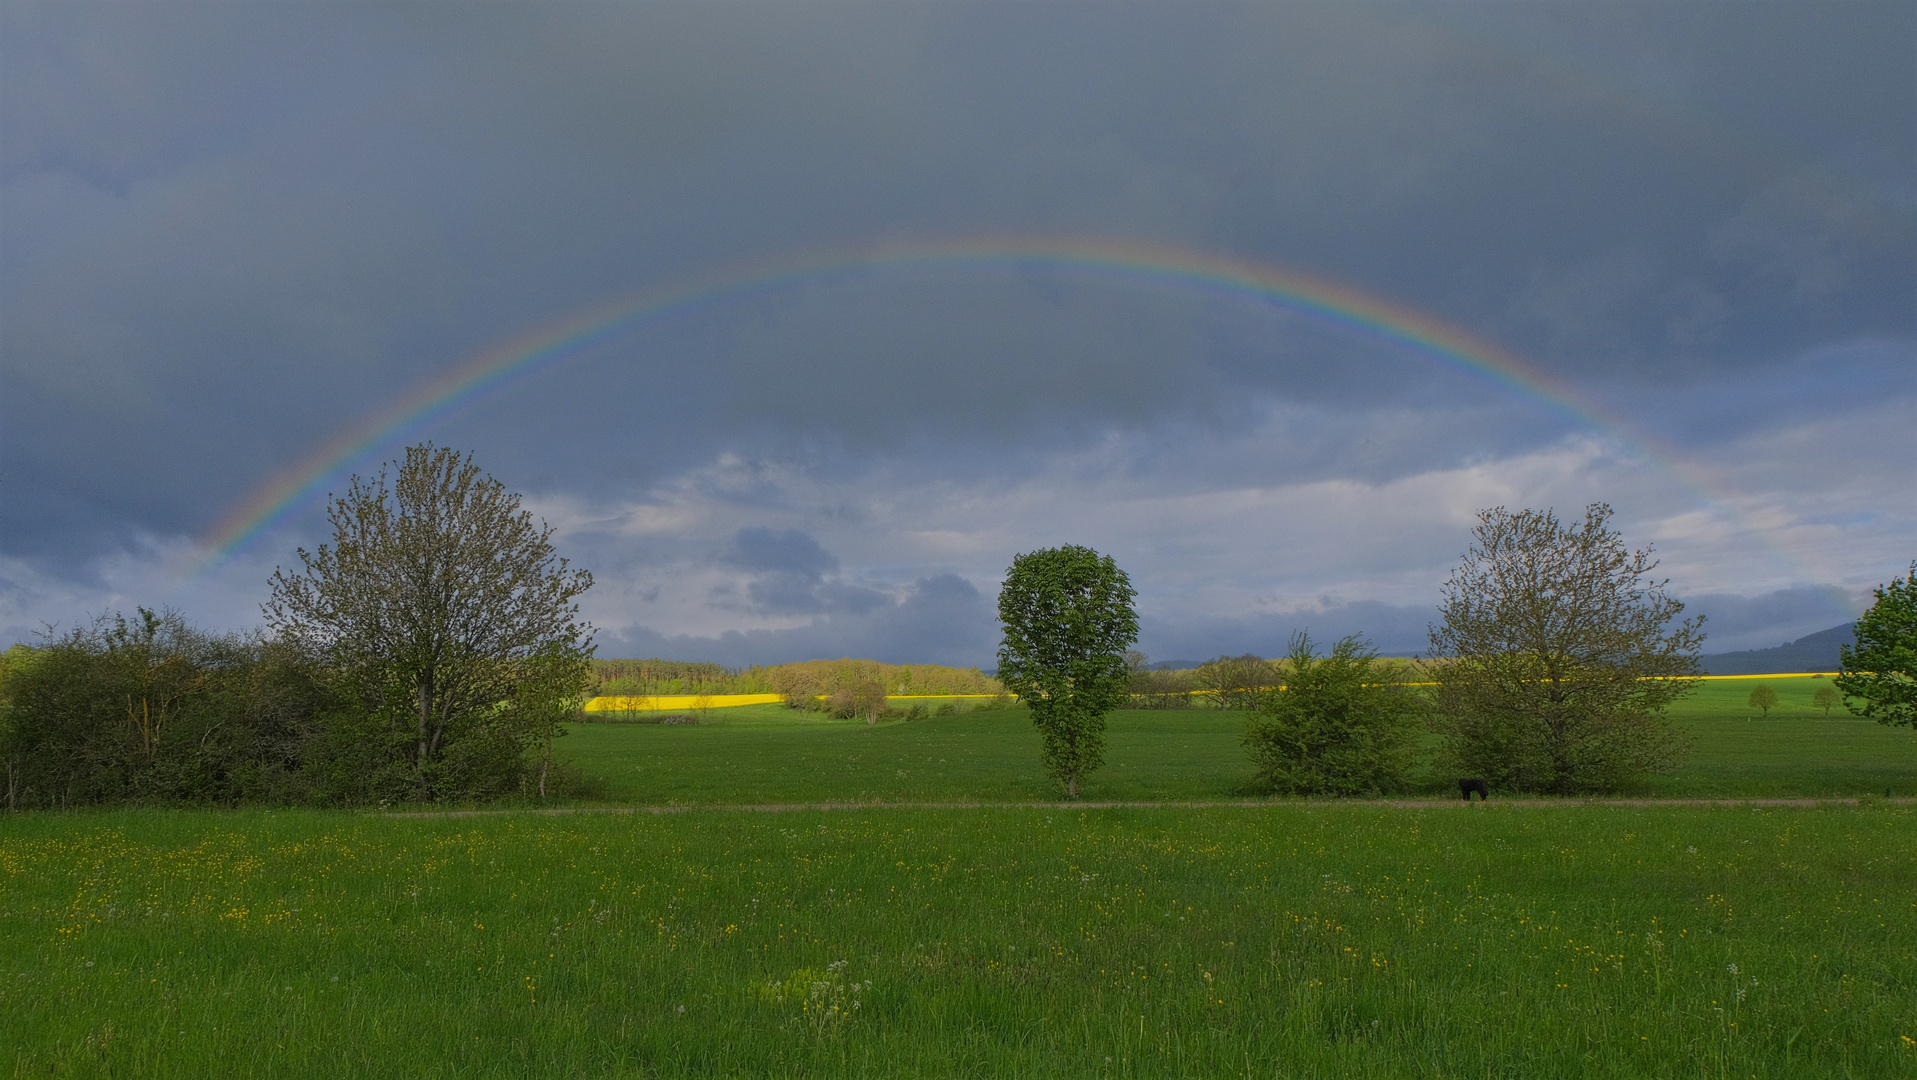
<box><xmin>3</xmin><ymin>2</ymin><xmax>1912</xmax><ymax>663</ymax></box>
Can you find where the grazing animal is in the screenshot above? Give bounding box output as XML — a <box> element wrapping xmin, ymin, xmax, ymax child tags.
<box><xmin>1459</xmin><ymin>778</ymin><xmax>1489</xmax><ymax>802</ymax></box>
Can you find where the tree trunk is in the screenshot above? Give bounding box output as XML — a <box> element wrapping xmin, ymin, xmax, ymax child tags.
<box><xmin>1066</xmin><ymin>774</ymin><xmax>1077</xmax><ymax>801</ymax></box>
<box><xmin>416</xmin><ymin>680</ymin><xmax>432</xmax><ymax>768</ymax></box>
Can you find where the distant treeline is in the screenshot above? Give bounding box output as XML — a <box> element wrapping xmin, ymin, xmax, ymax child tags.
<box><xmin>593</xmin><ymin>658</ymin><xmax>1001</xmax><ymax>699</ymax></box>
<box><xmin>592</xmin><ymin>653</ymin><xmax>1445</xmax><ymax>710</ymax></box>
<box><xmin>1124</xmin><ymin>652</ymin><xmax>1424</xmax><ymax>709</ymax></box>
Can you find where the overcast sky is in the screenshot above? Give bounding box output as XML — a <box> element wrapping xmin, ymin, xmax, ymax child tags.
<box><xmin>3</xmin><ymin>2</ymin><xmax>1912</xmax><ymax>664</ymax></box>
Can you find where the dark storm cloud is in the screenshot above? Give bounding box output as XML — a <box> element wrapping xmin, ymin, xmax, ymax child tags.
<box><xmin>1139</xmin><ymin>601</ymin><xmax>1440</xmax><ymax>663</ymax></box>
<box><xmin>711</xmin><ymin>527</ymin><xmax>890</xmax><ymax>617</ymax></box>
<box><xmin>724</xmin><ymin>528</ymin><xmax>838</xmax><ymax>578</ymax></box>
<box><xmin>1129</xmin><ymin>587</ymin><xmax>1868</xmax><ymax>667</ymax></box>
<box><xmin>601</xmin><ymin>573</ymin><xmax>994</xmax><ymax>669</ymax></box>
<box><xmin>1679</xmin><ymin>587</ymin><xmax>1863</xmax><ymax>655</ymax></box>
<box><xmin>3</xmin><ymin>2</ymin><xmax>1909</xmax><ymax>653</ymax></box>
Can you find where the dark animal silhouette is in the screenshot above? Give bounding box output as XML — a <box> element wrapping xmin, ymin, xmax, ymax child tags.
<box><xmin>1459</xmin><ymin>778</ymin><xmax>1489</xmax><ymax>802</ymax></box>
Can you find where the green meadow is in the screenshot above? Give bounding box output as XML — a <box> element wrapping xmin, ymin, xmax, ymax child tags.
<box><xmin>557</xmin><ymin>677</ymin><xmax>1917</xmax><ymax>805</ymax></box>
<box><xmin>3</xmin><ymin>675</ymin><xmax>1914</xmax><ymax>1078</ymax></box>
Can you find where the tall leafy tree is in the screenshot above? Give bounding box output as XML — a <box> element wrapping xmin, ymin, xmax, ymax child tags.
<box><xmin>1835</xmin><ymin>563</ymin><xmax>1917</xmax><ymax>731</ymax></box>
<box><xmin>996</xmin><ymin>545</ymin><xmax>1138</xmax><ymax>800</ymax></box>
<box><xmin>265</xmin><ymin>445</ymin><xmax>593</xmax><ymax>800</ymax></box>
<box><xmin>1428</xmin><ymin>504</ymin><xmax>1701</xmax><ymax>794</ymax></box>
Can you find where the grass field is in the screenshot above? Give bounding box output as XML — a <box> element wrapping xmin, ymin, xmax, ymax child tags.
<box><xmin>556</xmin><ymin>678</ymin><xmax>1917</xmax><ymax>805</ymax></box>
<box><xmin>3</xmin><ymin>804</ymin><xmax>1913</xmax><ymax>1078</ymax></box>
<box><xmin>4</xmin><ymin>675</ymin><xmax>1913</xmax><ymax>1077</ymax></box>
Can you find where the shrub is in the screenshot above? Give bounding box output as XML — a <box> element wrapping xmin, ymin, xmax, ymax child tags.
<box><xmin>1243</xmin><ymin>633</ymin><xmax>1425</xmax><ymax>797</ymax></box>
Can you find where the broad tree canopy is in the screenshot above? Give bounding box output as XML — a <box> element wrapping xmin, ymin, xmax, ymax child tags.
<box><xmin>265</xmin><ymin>445</ymin><xmax>592</xmax><ymax>798</ymax></box>
<box><xmin>1427</xmin><ymin>504</ymin><xmax>1701</xmax><ymax>794</ymax></box>
<box><xmin>1836</xmin><ymin>563</ymin><xmax>1917</xmax><ymax>730</ymax></box>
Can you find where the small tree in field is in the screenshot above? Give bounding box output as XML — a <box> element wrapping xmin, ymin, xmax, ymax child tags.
<box><xmin>996</xmin><ymin>545</ymin><xmax>1138</xmax><ymax>800</ymax></box>
<box><xmin>1747</xmin><ymin>684</ymin><xmax>1778</xmax><ymax>718</ymax></box>
<box><xmin>265</xmin><ymin>445</ymin><xmax>593</xmax><ymax>801</ymax></box>
<box><xmin>1197</xmin><ymin>654</ymin><xmax>1274</xmax><ymax>710</ymax></box>
<box><xmin>1243</xmin><ymin>632</ymin><xmax>1424</xmax><ymax>796</ymax></box>
<box><xmin>1835</xmin><ymin>563</ymin><xmax>1917</xmax><ymax>731</ymax></box>
<box><xmin>1428</xmin><ymin>504</ymin><xmax>1701</xmax><ymax>794</ymax></box>
<box><xmin>1812</xmin><ymin>684</ymin><xmax>1839</xmax><ymax>717</ymax></box>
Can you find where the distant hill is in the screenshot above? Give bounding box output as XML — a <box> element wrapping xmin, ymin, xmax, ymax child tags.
<box><xmin>1699</xmin><ymin>623</ymin><xmax>1855</xmax><ymax>676</ymax></box>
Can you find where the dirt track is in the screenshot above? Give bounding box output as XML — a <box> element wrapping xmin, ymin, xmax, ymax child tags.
<box><xmin>385</xmin><ymin>796</ymin><xmax>1915</xmax><ymax>818</ymax></box>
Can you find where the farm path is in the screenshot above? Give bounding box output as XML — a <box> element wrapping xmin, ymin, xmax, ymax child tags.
<box><xmin>386</xmin><ymin>796</ymin><xmax>1916</xmax><ymax>818</ymax></box>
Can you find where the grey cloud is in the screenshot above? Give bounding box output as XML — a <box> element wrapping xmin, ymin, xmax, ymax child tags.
<box><xmin>1679</xmin><ymin>586</ymin><xmax>1864</xmax><ymax>654</ymax></box>
<box><xmin>2</xmin><ymin>2</ymin><xmax>1908</xmax><ymax>655</ymax></box>
<box><xmin>724</xmin><ymin>528</ymin><xmax>837</xmax><ymax>577</ymax></box>
<box><xmin>1140</xmin><ymin>586</ymin><xmax>1869</xmax><ymax>664</ymax></box>
<box><xmin>1139</xmin><ymin>600</ymin><xmax>1440</xmax><ymax>662</ymax></box>
<box><xmin>711</xmin><ymin>527</ymin><xmax>889</xmax><ymax>617</ymax></box>
<box><xmin>604</xmin><ymin>573</ymin><xmax>994</xmax><ymax>668</ymax></box>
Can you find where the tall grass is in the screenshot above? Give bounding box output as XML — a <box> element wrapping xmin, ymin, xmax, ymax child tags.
<box><xmin>2</xmin><ymin>804</ymin><xmax>1910</xmax><ymax>1077</ymax></box>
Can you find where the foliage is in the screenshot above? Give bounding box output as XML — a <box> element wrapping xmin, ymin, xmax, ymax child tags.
<box><xmin>824</xmin><ymin>677</ymin><xmax>889</xmax><ymax>723</ymax></box>
<box><xmin>507</xmin><ymin>643</ymin><xmax>593</xmax><ymax>797</ymax></box>
<box><xmin>1243</xmin><ymin>633</ymin><xmax>1425</xmax><ymax>796</ymax></box>
<box><xmin>1195</xmin><ymin>653</ymin><xmax>1275</xmax><ymax>710</ymax></box>
<box><xmin>1427</xmin><ymin>504</ymin><xmax>1701</xmax><ymax>794</ymax></box>
<box><xmin>265</xmin><ymin>445</ymin><xmax>593</xmax><ymax>801</ymax></box>
<box><xmin>1747</xmin><ymin>684</ymin><xmax>1777</xmax><ymax>717</ymax></box>
<box><xmin>1835</xmin><ymin>562</ymin><xmax>1917</xmax><ymax>730</ymax></box>
<box><xmin>0</xmin><ymin>611</ymin><xmax>327</xmax><ymax>808</ymax></box>
<box><xmin>995</xmin><ymin>545</ymin><xmax>1139</xmax><ymax>799</ymax></box>
<box><xmin>1812</xmin><ymin>684</ymin><xmax>1840</xmax><ymax>717</ymax></box>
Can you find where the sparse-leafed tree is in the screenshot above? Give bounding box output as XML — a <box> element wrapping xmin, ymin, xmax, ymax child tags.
<box><xmin>770</xmin><ymin>666</ymin><xmax>820</xmax><ymax>710</ymax></box>
<box><xmin>825</xmin><ymin>678</ymin><xmax>887</xmax><ymax>722</ymax></box>
<box><xmin>1812</xmin><ymin>684</ymin><xmax>1840</xmax><ymax>718</ymax></box>
<box><xmin>996</xmin><ymin>545</ymin><xmax>1138</xmax><ymax>800</ymax></box>
<box><xmin>265</xmin><ymin>445</ymin><xmax>593</xmax><ymax>801</ymax></box>
<box><xmin>1196</xmin><ymin>653</ymin><xmax>1275</xmax><ymax>711</ymax></box>
<box><xmin>1243</xmin><ymin>632</ymin><xmax>1425</xmax><ymax>796</ymax></box>
<box><xmin>1747</xmin><ymin>684</ymin><xmax>1778</xmax><ymax>718</ymax></box>
<box><xmin>1428</xmin><ymin>504</ymin><xmax>1701</xmax><ymax>795</ymax></box>
<box><xmin>1125</xmin><ymin>652</ymin><xmax>1197</xmax><ymax>709</ymax></box>
<box><xmin>507</xmin><ymin>643</ymin><xmax>592</xmax><ymax>798</ymax></box>
<box><xmin>1835</xmin><ymin>563</ymin><xmax>1917</xmax><ymax>731</ymax></box>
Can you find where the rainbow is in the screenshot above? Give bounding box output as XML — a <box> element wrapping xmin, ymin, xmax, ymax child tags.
<box><xmin>195</xmin><ymin>235</ymin><xmax>1776</xmax><ymax>574</ymax></box>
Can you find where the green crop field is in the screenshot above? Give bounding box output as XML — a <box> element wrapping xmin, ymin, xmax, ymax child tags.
<box><xmin>4</xmin><ymin>676</ymin><xmax>1914</xmax><ymax>1077</ymax></box>
<box><xmin>555</xmin><ymin>677</ymin><xmax>1917</xmax><ymax>805</ymax></box>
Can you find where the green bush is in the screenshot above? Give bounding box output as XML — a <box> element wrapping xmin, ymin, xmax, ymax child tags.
<box><xmin>0</xmin><ymin>611</ymin><xmax>326</xmax><ymax>809</ymax></box>
<box><xmin>1242</xmin><ymin>633</ymin><xmax>1425</xmax><ymax>797</ymax></box>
